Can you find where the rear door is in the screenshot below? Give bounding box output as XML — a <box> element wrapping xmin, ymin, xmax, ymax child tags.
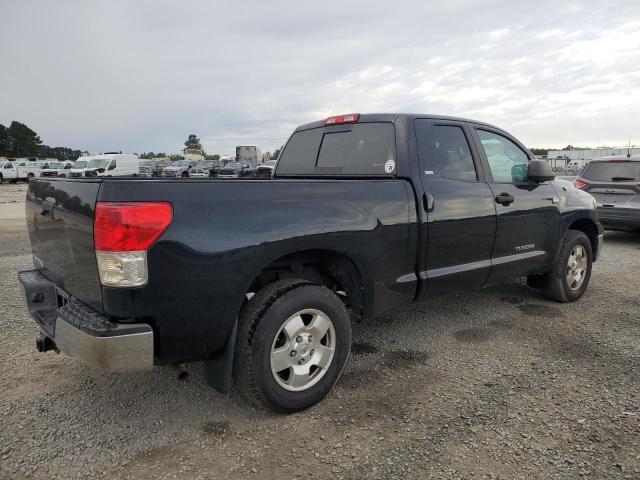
<box><xmin>414</xmin><ymin>119</ymin><xmax>497</xmax><ymax>297</ymax></box>
<box><xmin>470</xmin><ymin>126</ymin><xmax>560</xmax><ymax>282</ymax></box>
<box><xmin>26</xmin><ymin>178</ymin><xmax>104</xmax><ymax>310</ymax></box>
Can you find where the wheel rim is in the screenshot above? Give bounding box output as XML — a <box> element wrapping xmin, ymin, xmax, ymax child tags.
<box><xmin>566</xmin><ymin>244</ymin><xmax>588</xmax><ymax>290</ymax></box>
<box><xmin>270</xmin><ymin>308</ymin><xmax>336</xmax><ymax>392</ymax></box>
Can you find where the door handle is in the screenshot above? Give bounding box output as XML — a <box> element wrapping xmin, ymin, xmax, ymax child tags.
<box><xmin>423</xmin><ymin>193</ymin><xmax>434</xmax><ymax>212</ymax></box>
<box><xmin>495</xmin><ymin>193</ymin><xmax>514</xmax><ymax>206</ymax></box>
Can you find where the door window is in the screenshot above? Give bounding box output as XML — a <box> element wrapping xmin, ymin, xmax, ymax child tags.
<box><xmin>433</xmin><ymin>126</ymin><xmax>477</xmax><ymax>181</ymax></box>
<box><xmin>477</xmin><ymin>130</ymin><xmax>529</xmax><ymax>183</ymax></box>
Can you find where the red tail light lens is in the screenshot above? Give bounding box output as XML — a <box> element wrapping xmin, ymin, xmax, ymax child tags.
<box><xmin>573</xmin><ymin>179</ymin><xmax>588</xmax><ymax>190</ymax></box>
<box><xmin>324</xmin><ymin>113</ymin><xmax>360</xmax><ymax>125</ymax></box>
<box><xmin>94</xmin><ymin>202</ymin><xmax>173</xmax><ymax>252</ymax></box>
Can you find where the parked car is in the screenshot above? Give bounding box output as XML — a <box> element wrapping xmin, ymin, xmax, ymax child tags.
<box><xmin>153</xmin><ymin>159</ymin><xmax>171</xmax><ymax>177</ymax></box>
<box><xmin>84</xmin><ymin>154</ymin><xmax>140</xmax><ymax>177</ymax></box>
<box><xmin>217</xmin><ymin>161</ymin><xmax>249</xmax><ymax>178</ymax></box>
<box><xmin>189</xmin><ymin>161</ymin><xmax>220</xmax><ymax>177</ymax></box>
<box><xmin>138</xmin><ymin>160</ymin><xmax>156</xmax><ymax>177</ymax></box>
<box><xmin>238</xmin><ymin>166</ymin><xmax>257</xmax><ymax>178</ymax></box>
<box><xmin>18</xmin><ymin>113</ymin><xmax>602</xmax><ymax>413</ymax></box>
<box><xmin>162</xmin><ymin>160</ymin><xmax>198</xmax><ymax>177</ymax></box>
<box><xmin>69</xmin><ymin>158</ymin><xmax>90</xmax><ymax>178</ymax></box>
<box><xmin>256</xmin><ymin>160</ymin><xmax>277</xmax><ymax>178</ymax></box>
<box><xmin>0</xmin><ymin>159</ymin><xmax>18</xmax><ymax>183</ymax></box>
<box><xmin>574</xmin><ymin>155</ymin><xmax>640</xmax><ymax>231</ymax></box>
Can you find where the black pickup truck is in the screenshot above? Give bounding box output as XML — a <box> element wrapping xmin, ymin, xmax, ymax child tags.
<box><xmin>18</xmin><ymin>113</ymin><xmax>603</xmax><ymax>412</ymax></box>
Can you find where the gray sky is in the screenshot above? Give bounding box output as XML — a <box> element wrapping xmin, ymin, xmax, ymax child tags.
<box><xmin>1</xmin><ymin>0</ymin><xmax>639</xmax><ymax>155</ymax></box>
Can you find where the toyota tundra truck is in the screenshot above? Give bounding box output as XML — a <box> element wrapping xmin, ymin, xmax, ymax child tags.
<box><xmin>18</xmin><ymin>114</ymin><xmax>603</xmax><ymax>412</ymax></box>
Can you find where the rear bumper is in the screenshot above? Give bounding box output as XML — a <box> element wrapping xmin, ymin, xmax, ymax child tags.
<box><xmin>17</xmin><ymin>268</ymin><xmax>154</xmax><ymax>372</ymax></box>
<box><xmin>597</xmin><ymin>206</ymin><xmax>640</xmax><ymax>231</ymax></box>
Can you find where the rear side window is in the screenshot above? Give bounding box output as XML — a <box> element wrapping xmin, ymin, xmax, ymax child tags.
<box><xmin>581</xmin><ymin>162</ymin><xmax>640</xmax><ymax>181</ymax></box>
<box><xmin>277</xmin><ymin>123</ymin><xmax>396</xmax><ymax>176</ymax></box>
<box><xmin>433</xmin><ymin>126</ymin><xmax>477</xmax><ymax>181</ymax></box>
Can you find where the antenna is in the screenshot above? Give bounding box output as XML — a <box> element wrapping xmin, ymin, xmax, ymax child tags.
<box><xmin>628</xmin><ymin>140</ymin><xmax>631</xmax><ymax>158</ymax></box>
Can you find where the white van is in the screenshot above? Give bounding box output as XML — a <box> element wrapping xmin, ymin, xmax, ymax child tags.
<box><xmin>69</xmin><ymin>156</ymin><xmax>92</xmax><ymax>178</ymax></box>
<box><xmin>83</xmin><ymin>153</ymin><xmax>140</xmax><ymax>177</ymax></box>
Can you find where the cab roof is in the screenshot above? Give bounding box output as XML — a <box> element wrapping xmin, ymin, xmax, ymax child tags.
<box><xmin>294</xmin><ymin>113</ymin><xmax>503</xmax><ymax>132</ymax></box>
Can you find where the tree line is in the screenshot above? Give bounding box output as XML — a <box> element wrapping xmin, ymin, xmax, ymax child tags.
<box><xmin>1</xmin><ymin>122</ymin><xmax>281</xmax><ymax>162</ymax></box>
<box><xmin>0</xmin><ymin>121</ymin><xmax>82</xmax><ymax>160</ymax></box>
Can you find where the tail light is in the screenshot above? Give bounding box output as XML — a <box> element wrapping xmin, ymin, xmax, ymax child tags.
<box><xmin>324</xmin><ymin>113</ymin><xmax>360</xmax><ymax>126</ymax></box>
<box><xmin>573</xmin><ymin>179</ymin><xmax>588</xmax><ymax>190</ymax></box>
<box><xmin>94</xmin><ymin>202</ymin><xmax>173</xmax><ymax>287</ymax></box>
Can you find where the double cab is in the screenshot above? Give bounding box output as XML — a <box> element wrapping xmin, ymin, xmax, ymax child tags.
<box><xmin>19</xmin><ymin>114</ymin><xmax>603</xmax><ymax>412</ymax></box>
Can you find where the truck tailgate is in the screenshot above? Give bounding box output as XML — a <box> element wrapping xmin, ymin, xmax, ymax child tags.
<box><xmin>25</xmin><ymin>178</ymin><xmax>103</xmax><ymax>311</ymax></box>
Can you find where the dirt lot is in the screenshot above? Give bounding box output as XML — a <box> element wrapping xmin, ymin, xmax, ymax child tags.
<box><xmin>0</xmin><ymin>182</ymin><xmax>638</xmax><ymax>479</ymax></box>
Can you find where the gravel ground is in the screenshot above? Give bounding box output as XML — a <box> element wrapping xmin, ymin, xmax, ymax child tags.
<box><xmin>0</xmin><ymin>182</ymin><xmax>639</xmax><ymax>479</ymax></box>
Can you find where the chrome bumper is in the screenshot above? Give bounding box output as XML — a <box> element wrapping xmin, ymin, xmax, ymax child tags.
<box><xmin>55</xmin><ymin>318</ymin><xmax>153</xmax><ymax>371</ymax></box>
<box><xmin>17</xmin><ymin>268</ymin><xmax>154</xmax><ymax>372</ymax></box>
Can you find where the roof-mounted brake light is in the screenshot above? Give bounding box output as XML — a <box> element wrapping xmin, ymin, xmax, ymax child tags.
<box><xmin>324</xmin><ymin>113</ymin><xmax>360</xmax><ymax>126</ymax></box>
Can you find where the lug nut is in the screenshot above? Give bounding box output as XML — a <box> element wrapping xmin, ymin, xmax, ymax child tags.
<box><xmin>310</xmin><ymin>349</ymin><xmax>315</xmax><ymax>355</ymax></box>
<box><xmin>296</xmin><ymin>336</ymin><xmax>302</xmax><ymax>343</ymax></box>
<box><xmin>290</xmin><ymin>350</ymin><xmax>297</xmax><ymax>357</ymax></box>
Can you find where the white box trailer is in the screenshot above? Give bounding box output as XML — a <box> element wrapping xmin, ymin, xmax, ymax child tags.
<box><xmin>235</xmin><ymin>146</ymin><xmax>262</xmax><ymax>167</ymax></box>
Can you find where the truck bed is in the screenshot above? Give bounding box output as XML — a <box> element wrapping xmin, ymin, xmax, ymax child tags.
<box><xmin>25</xmin><ymin>177</ymin><xmax>418</xmax><ymax>364</ymax></box>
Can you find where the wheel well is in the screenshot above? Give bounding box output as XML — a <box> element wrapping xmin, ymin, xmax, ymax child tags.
<box><xmin>246</xmin><ymin>250</ymin><xmax>365</xmax><ymax>323</ymax></box>
<box><xmin>569</xmin><ymin>219</ymin><xmax>599</xmax><ymax>259</ymax></box>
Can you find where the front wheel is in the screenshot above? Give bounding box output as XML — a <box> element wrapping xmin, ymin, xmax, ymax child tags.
<box><xmin>234</xmin><ymin>279</ymin><xmax>351</xmax><ymax>412</ymax></box>
<box><xmin>541</xmin><ymin>230</ymin><xmax>593</xmax><ymax>302</ymax></box>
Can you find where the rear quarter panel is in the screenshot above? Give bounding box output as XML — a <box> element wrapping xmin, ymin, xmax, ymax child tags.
<box><xmin>98</xmin><ymin>179</ymin><xmax>418</xmax><ymax>364</ymax></box>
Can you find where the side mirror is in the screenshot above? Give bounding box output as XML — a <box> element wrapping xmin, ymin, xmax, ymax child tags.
<box><xmin>528</xmin><ymin>159</ymin><xmax>555</xmax><ymax>183</ymax></box>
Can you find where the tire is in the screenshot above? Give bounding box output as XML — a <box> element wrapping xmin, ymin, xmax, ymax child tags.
<box><xmin>234</xmin><ymin>279</ymin><xmax>351</xmax><ymax>413</ymax></box>
<box><xmin>181</xmin><ymin>171</ymin><xmax>188</xmax><ymax>177</ymax></box>
<box><xmin>59</xmin><ymin>174</ymin><xmax>66</xmax><ymax>178</ymax></box>
<box><xmin>540</xmin><ymin>230</ymin><xmax>593</xmax><ymax>303</ymax></box>
<box><xmin>0</xmin><ymin>174</ymin><xmax>3</xmax><ymax>184</ymax></box>
<box><xmin>27</xmin><ymin>173</ymin><xmax>34</xmax><ymax>182</ymax></box>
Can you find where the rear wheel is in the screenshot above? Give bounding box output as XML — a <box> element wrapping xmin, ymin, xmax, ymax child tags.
<box><xmin>234</xmin><ymin>279</ymin><xmax>351</xmax><ymax>412</ymax></box>
<box><xmin>0</xmin><ymin>173</ymin><xmax>3</xmax><ymax>184</ymax></box>
<box><xmin>59</xmin><ymin>174</ymin><xmax>66</xmax><ymax>178</ymax></box>
<box><xmin>27</xmin><ymin>173</ymin><xmax>34</xmax><ymax>182</ymax></box>
<box><xmin>181</xmin><ymin>171</ymin><xmax>189</xmax><ymax>177</ymax></box>
<box><xmin>540</xmin><ymin>230</ymin><xmax>593</xmax><ymax>302</ymax></box>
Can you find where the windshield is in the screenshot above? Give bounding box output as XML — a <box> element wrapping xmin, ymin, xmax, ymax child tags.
<box><xmin>169</xmin><ymin>160</ymin><xmax>188</xmax><ymax>167</ymax></box>
<box><xmin>86</xmin><ymin>159</ymin><xmax>111</xmax><ymax>169</ymax></box>
<box><xmin>47</xmin><ymin>163</ymin><xmax>63</xmax><ymax>169</ymax></box>
<box><xmin>262</xmin><ymin>160</ymin><xmax>277</xmax><ymax>167</ymax></box>
<box><xmin>74</xmin><ymin>161</ymin><xmax>87</xmax><ymax>168</ymax></box>
<box><xmin>581</xmin><ymin>161</ymin><xmax>640</xmax><ymax>181</ymax></box>
<box><xmin>140</xmin><ymin>161</ymin><xmax>154</xmax><ymax>167</ymax></box>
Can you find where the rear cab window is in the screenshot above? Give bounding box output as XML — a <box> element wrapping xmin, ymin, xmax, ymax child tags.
<box><xmin>276</xmin><ymin>123</ymin><xmax>396</xmax><ymax>176</ymax></box>
<box><xmin>581</xmin><ymin>161</ymin><xmax>640</xmax><ymax>181</ymax></box>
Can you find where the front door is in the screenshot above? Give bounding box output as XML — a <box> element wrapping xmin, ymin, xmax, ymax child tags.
<box><xmin>470</xmin><ymin>126</ymin><xmax>561</xmax><ymax>283</ymax></box>
<box><xmin>414</xmin><ymin>119</ymin><xmax>497</xmax><ymax>298</ymax></box>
